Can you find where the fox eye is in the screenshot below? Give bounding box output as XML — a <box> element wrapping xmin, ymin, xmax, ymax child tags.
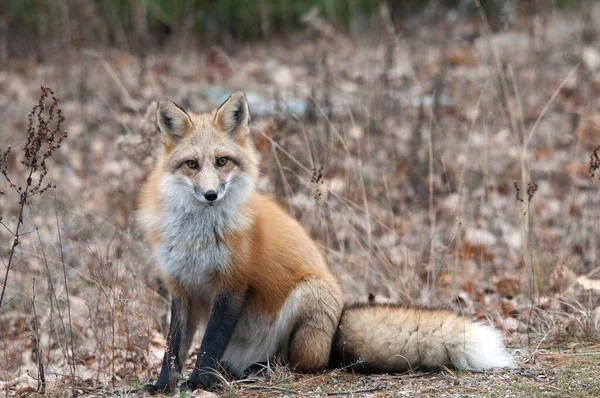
<box><xmin>216</xmin><ymin>157</ymin><xmax>229</xmax><ymax>167</ymax></box>
<box><xmin>186</xmin><ymin>160</ymin><xmax>199</xmax><ymax>169</ymax></box>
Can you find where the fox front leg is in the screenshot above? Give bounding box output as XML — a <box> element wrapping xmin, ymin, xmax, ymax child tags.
<box><xmin>184</xmin><ymin>290</ymin><xmax>245</xmax><ymax>391</ymax></box>
<box><xmin>153</xmin><ymin>298</ymin><xmax>188</xmax><ymax>393</ymax></box>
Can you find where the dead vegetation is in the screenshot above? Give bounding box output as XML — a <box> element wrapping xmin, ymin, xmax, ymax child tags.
<box><xmin>1</xmin><ymin>2</ymin><xmax>600</xmax><ymax>397</ymax></box>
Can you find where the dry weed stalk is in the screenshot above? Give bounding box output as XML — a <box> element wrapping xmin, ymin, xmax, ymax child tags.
<box><xmin>311</xmin><ymin>166</ymin><xmax>324</xmax><ymax>203</ymax></box>
<box><xmin>0</xmin><ymin>85</ymin><xmax>67</xmax><ymax>309</ymax></box>
<box><xmin>513</xmin><ymin>180</ymin><xmax>538</xmax><ymax>205</ymax></box>
<box><xmin>0</xmin><ymin>85</ymin><xmax>75</xmax><ymax>396</ymax></box>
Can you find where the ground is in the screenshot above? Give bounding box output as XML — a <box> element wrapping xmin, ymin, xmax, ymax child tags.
<box><xmin>226</xmin><ymin>348</ymin><xmax>600</xmax><ymax>397</ymax></box>
<box><xmin>1</xmin><ymin>4</ymin><xmax>600</xmax><ymax>397</ymax></box>
<box><xmin>25</xmin><ymin>347</ymin><xmax>600</xmax><ymax>397</ymax></box>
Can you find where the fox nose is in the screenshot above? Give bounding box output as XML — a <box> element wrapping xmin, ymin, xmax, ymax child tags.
<box><xmin>204</xmin><ymin>190</ymin><xmax>218</xmax><ymax>202</ymax></box>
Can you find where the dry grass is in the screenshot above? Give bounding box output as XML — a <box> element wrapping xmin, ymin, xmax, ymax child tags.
<box><xmin>1</xmin><ymin>3</ymin><xmax>600</xmax><ymax>397</ymax></box>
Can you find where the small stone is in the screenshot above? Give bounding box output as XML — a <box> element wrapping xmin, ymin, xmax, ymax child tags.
<box><xmin>191</xmin><ymin>390</ymin><xmax>219</xmax><ymax>398</ymax></box>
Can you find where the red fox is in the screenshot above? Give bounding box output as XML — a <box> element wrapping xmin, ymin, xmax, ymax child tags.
<box><xmin>138</xmin><ymin>91</ymin><xmax>515</xmax><ymax>392</ymax></box>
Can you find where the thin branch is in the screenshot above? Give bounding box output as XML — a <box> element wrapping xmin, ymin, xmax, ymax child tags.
<box><xmin>0</xmin><ymin>220</ymin><xmax>15</xmax><ymax>236</ymax></box>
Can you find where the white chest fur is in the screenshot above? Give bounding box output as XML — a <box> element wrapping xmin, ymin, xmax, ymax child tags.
<box><xmin>157</xmin><ymin>205</ymin><xmax>231</xmax><ymax>290</ymax></box>
<box><xmin>155</xmin><ymin>174</ymin><xmax>253</xmax><ymax>290</ymax></box>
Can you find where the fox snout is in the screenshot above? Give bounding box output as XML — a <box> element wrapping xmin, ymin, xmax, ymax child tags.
<box><xmin>203</xmin><ymin>190</ymin><xmax>218</xmax><ymax>202</ymax></box>
<box><xmin>191</xmin><ymin>177</ymin><xmax>224</xmax><ymax>204</ymax></box>
<box><xmin>193</xmin><ymin>183</ymin><xmax>226</xmax><ymax>204</ymax></box>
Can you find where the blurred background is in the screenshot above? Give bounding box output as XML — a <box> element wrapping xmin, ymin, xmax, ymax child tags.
<box><xmin>1</xmin><ymin>0</ymin><xmax>584</xmax><ymax>59</ymax></box>
<box><xmin>1</xmin><ymin>0</ymin><xmax>600</xmax><ymax>395</ymax></box>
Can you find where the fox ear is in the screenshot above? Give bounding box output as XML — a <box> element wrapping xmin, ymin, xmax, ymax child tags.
<box><xmin>156</xmin><ymin>99</ymin><xmax>193</xmax><ymax>143</ymax></box>
<box><xmin>214</xmin><ymin>91</ymin><xmax>250</xmax><ymax>138</ymax></box>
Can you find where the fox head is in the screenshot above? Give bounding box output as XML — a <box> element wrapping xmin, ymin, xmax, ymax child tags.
<box><xmin>154</xmin><ymin>91</ymin><xmax>259</xmax><ymax>209</ymax></box>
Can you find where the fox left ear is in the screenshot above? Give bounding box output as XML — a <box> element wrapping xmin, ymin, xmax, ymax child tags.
<box><xmin>214</xmin><ymin>91</ymin><xmax>250</xmax><ymax>139</ymax></box>
<box><xmin>156</xmin><ymin>99</ymin><xmax>193</xmax><ymax>144</ymax></box>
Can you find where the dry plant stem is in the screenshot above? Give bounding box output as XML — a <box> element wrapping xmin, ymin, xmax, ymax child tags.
<box><xmin>507</xmin><ymin>65</ymin><xmax>527</xmax><ymax>144</ymax></box>
<box><xmin>427</xmin><ymin>111</ymin><xmax>434</xmax><ymax>232</ymax></box>
<box><xmin>0</xmin><ymin>170</ymin><xmax>32</xmax><ymax>309</ymax></box>
<box><xmin>525</xmin><ymin>63</ymin><xmax>581</xmax><ymax>150</ymax></box>
<box><xmin>82</xmin><ymin>50</ymin><xmax>142</xmax><ymax>120</ymax></box>
<box><xmin>122</xmin><ymin>299</ymin><xmax>137</xmax><ymax>382</ymax></box>
<box><xmin>32</xmin><ymin>279</ymin><xmax>46</xmax><ymax>393</ymax></box>
<box><xmin>259</xmin><ymin>129</ymin><xmax>394</xmax><ymax>234</ymax></box>
<box><xmin>112</xmin><ymin>285</ymin><xmax>116</xmax><ymax>390</ymax></box>
<box><xmin>456</xmin><ymin>82</ymin><xmax>487</xmax><ymax>217</ymax></box>
<box><xmin>271</xmin><ymin>143</ymin><xmax>296</xmax><ymax>215</ymax></box>
<box><xmin>426</xmin><ymin>109</ymin><xmax>435</xmax><ymax>299</ymax></box>
<box><xmin>473</xmin><ymin>0</ymin><xmax>533</xmax><ymax>258</ymax></box>
<box><xmin>1</xmin><ymin>85</ymin><xmax>71</xmax><ymax>393</ymax></box>
<box><xmin>479</xmin><ymin>120</ymin><xmax>490</xmax><ymax>273</ymax></box>
<box><xmin>54</xmin><ymin>195</ymin><xmax>76</xmax><ymax>397</ymax></box>
<box><xmin>429</xmin><ymin>221</ymin><xmax>461</xmax><ymax>301</ymax></box>
<box><xmin>473</xmin><ymin>0</ymin><xmax>518</xmax><ymax>140</ymax></box>
<box><xmin>356</xmin><ymin>149</ymin><xmax>373</xmax><ymax>284</ymax></box>
<box><xmin>520</xmin><ymin>63</ymin><xmax>580</xmax><ymax>255</ymax></box>
<box><xmin>0</xmin><ymin>85</ymin><xmax>67</xmax><ymax>309</ymax></box>
<box><xmin>29</xmin><ymin>205</ymin><xmax>74</xmax><ymax>380</ymax></box>
<box><xmin>379</xmin><ymin>0</ymin><xmax>397</xmax><ymax>118</ymax></box>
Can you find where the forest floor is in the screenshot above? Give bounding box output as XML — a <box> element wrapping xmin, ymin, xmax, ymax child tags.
<box><xmin>1</xmin><ymin>5</ymin><xmax>600</xmax><ymax>397</ymax></box>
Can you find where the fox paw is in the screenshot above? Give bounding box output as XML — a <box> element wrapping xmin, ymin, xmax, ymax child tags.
<box><xmin>182</xmin><ymin>369</ymin><xmax>216</xmax><ymax>391</ymax></box>
<box><xmin>143</xmin><ymin>381</ymin><xmax>174</xmax><ymax>395</ymax></box>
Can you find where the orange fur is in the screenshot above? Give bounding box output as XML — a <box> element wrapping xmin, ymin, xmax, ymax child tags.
<box><xmin>225</xmin><ymin>194</ymin><xmax>331</xmax><ymax>315</ymax></box>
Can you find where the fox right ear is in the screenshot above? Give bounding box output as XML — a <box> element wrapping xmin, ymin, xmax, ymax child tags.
<box><xmin>155</xmin><ymin>99</ymin><xmax>193</xmax><ymax>143</ymax></box>
<box><xmin>214</xmin><ymin>91</ymin><xmax>250</xmax><ymax>139</ymax></box>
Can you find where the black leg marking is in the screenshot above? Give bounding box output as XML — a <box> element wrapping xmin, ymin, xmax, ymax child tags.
<box><xmin>154</xmin><ymin>298</ymin><xmax>185</xmax><ymax>393</ymax></box>
<box><xmin>185</xmin><ymin>291</ymin><xmax>245</xmax><ymax>391</ymax></box>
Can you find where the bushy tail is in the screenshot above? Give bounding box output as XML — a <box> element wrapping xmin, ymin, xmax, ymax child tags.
<box><xmin>329</xmin><ymin>304</ymin><xmax>515</xmax><ymax>373</ymax></box>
